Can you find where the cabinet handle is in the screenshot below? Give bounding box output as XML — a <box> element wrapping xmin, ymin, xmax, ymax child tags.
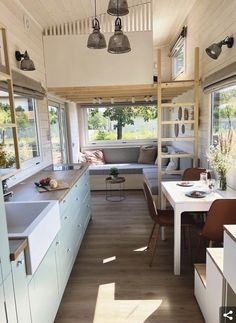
<box><xmin>67</xmin><ymin>248</ymin><xmax>71</xmax><ymax>253</ymax></box>
<box><xmin>17</xmin><ymin>260</ymin><xmax>24</xmax><ymax>266</ymax></box>
<box><xmin>56</xmin><ymin>241</ymin><xmax>60</xmax><ymax>246</ymax></box>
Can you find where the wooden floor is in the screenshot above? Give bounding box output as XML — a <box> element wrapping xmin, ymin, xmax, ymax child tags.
<box><xmin>55</xmin><ymin>191</ymin><xmax>204</xmax><ymax>323</ymax></box>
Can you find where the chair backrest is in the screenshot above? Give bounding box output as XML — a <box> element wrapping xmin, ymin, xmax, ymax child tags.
<box><xmin>182</xmin><ymin>167</ymin><xmax>210</xmax><ymax>181</ymax></box>
<box><xmin>202</xmin><ymin>199</ymin><xmax>236</xmax><ymax>242</ymax></box>
<box><xmin>143</xmin><ymin>182</ymin><xmax>158</xmax><ymax>222</ymax></box>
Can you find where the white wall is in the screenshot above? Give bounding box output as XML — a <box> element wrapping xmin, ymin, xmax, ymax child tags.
<box><xmin>43</xmin><ymin>32</ymin><xmax>153</xmax><ymax>87</ymax></box>
<box><xmin>161</xmin><ymin>0</ymin><xmax>236</xmax><ymax>188</ymax></box>
<box><xmin>66</xmin><ymin>102</ymin><xmax>80</xmax><ymax>163</ymax></box>
<box><xmin>0</xmin><ymin>0</ymin><xmax>52</xmax><ymax>185</ymax></box>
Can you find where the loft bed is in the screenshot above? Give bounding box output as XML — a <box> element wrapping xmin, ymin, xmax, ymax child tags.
<box><xmin>48</xmin><ymin>81</ymin><xmax>195</xmax><ymax>104</ymax></box>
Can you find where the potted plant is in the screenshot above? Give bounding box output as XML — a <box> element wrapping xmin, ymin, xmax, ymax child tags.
<box><xmin>109</xmin><ymin>167</ymin><xmax>119</xmax><ymax>181</ymax></box>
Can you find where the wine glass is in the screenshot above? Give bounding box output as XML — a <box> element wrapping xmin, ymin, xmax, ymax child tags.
<box><xmin>208</xmin><ymin>179</ymin><xmax>216</xmax><ymax>193</ymax></box>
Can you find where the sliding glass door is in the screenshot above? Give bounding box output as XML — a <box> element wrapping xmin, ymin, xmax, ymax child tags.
<box><xmin>48</xmin><ymin>101</ymin><xmax>68</xmax><ymax>164</ymax></box>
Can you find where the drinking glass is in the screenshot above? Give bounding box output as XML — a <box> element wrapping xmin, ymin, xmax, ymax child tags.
<box><xmin>200</xmin><ymin>172</ymin><xmax>208</xmax><ymax>186</ymax></box>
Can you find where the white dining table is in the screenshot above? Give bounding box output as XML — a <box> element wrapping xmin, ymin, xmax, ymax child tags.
<box><xmin>161</xmin><ymin>181</ymin><xmax>222</xmax><ymax>275</ymax></box>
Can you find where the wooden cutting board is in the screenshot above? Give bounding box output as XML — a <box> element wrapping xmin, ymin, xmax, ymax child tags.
<box><xmin>36</xmin><ymin>182</ymin><xmax>70</xmax><ymax>193</ymax></box>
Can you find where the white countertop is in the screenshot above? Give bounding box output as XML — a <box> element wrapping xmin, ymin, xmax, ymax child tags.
<box><xmin>224</xmin><ymin>225</ymin><xmax>236</xmax><ymax>243</ymax></box>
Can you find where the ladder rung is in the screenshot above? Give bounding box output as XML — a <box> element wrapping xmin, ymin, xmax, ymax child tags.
<box><xmin>161</xmin><ymin>137</ymin><xmax>195</xmax><ymax>142</ymax></box>
<box><xmin>161</xmin><ymin>81</ymin><xmax>194</xmax><ymax>88</ymax></box>
<box><xmin>162</xmin><ymin>153</ymin><xmax>194</xmax><ymax>158</ymax></box>
<box><xmin>161</xmin><ymin>120</ymin><xmax>194</xmax><ymax>125</ymax></box>
<box><xmin>0</xmin><ymin>72</ymin><xmax>11</xmax><ymax>81</ymax></box>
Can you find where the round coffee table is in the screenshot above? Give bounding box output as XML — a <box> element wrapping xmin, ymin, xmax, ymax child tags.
<box><xmin>105</xmin><ymin>176</ymin><xmax>126</xmax><ymax>202</ymax></box>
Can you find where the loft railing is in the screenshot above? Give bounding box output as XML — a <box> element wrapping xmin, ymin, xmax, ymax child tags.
<box><xmin>43</xmin><ymin>2</ymin><xmax>152</xmax><ymax>36</ymax></box>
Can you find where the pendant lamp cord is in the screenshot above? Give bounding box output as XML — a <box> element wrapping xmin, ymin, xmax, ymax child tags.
<box><xmin>95</xmin><ymin>0</ymin><xmax>97</xmax><ymax>18</ymax></box>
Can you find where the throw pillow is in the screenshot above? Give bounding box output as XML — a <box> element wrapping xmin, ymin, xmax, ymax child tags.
<box><xmin>166</xmin><ymin>157</ymin><xmax>179</xmax><ymax>171</ymax></box>
<box><xmin>138</xmin><ymin>145</ymin><xmax>157</xmax><ymax>164</ymax></box>
<box><xmin>84</xmin><ymin>150</ymin><xmax>105</xmax><ymax>165</ymax></box>
<box><xmin>155</xmin><ymin>146</ymin><xmax>169</xmax><ymax>166</ymax></box>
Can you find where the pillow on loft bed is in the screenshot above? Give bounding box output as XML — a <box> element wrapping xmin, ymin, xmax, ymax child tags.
<box><xmin>138</xmin><ymin>145</ymin><xmax>157</xmax><ymax>164</ymax></box>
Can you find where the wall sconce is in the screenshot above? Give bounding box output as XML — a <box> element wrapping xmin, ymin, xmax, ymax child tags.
<box><xmin>15</xmin><ymin>50</ymin><xmax>35</xmax><ymax>71</ymax></box>
<box><xmin>111</xmin><ymin>97</ymin><xmax>115</xmax><ymax>104</ymax></box>
<box><xmin>131</xmin><ymin>96</ymin><xmax>135</xmax><ymax>103</ymax></box>
<box><xmin>205</xmin><ymin>36</ymin><xmax>234</xmax><ymax>60</ymax></box>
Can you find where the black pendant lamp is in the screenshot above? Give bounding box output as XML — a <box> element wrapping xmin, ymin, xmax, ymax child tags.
<box><xmin>87</xmin><ymin>0</ymin><xmax>106</xmax><ymax>49</ymax></box>
<box><xmin>108</xmin><ymin>18</ymin><xmax>131</xmax><ymax>54</ymax></box>
<box><xmin>107</xmin><ymin>0</ymin><xmax>129</xmax><ymax>16</ymax></box>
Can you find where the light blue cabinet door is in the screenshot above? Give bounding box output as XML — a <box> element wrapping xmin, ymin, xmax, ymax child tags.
<box><xmin>3</xmin><ymin>274</ymin><xmax>18</xmax><ymax>323</ymax></box>
<box><xmin>11</xmin><ymin>252</ymin><xmax>31</xmax><ymax>323</ymax></box>
<box><xmin>28</xmin><ymin>239</ymin><xmax>59</xmax><ymax>323</ymax></box>
<box><xmin>0</xmin><ymin>282</ymin><xmax>7</xmax><ymax>323</ymax></box>
<box><xmin>0</xmin><ymin>185</ymin><xmax>11</xmax><ymax>280</ymax></box>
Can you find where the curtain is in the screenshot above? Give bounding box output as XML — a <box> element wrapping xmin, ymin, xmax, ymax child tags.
<box><xmin>0</xmin><ymin>64</ymin><xmax>46</xmax><ymax>100</ymax></box>
<box><xmin>202</xmin><ymin>62</ymin><xmax>236</xmax><ymax>93</ymax></box>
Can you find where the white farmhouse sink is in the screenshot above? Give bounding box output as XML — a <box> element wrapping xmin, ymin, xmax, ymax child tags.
<box><xmin>5</xmin><ymin>201</ymin><xmax>60</xmax><ymax>275</ymax></box>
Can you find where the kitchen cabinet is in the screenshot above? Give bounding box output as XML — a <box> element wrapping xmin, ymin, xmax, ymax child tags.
<box><xmin>3</xmin><ymin>274</ymin><xmax>18</xmax><ymax>323</ymax></box>
<box><xmin>0</xmin><ymin>282</ymin><xmax>7</xmax><ymax>323</ymax></box>
<box><xmin>11</xmin><ymin>251</ymin><xmax>31</xmax><ymax>323</ymax></box>
<box><xmin>28</xmin><ymin>238</ymin><xmax>59</xmax><ymax>323</ymax></box>
<box><xmin>0</xmin><ymin>185</ymin><xmax>11</xmax><ymax>281</ymax></box>
<box><xmin>58</xmin><ymin>168</ymin><xmax>91</xmax><ymax>295</ymax></box>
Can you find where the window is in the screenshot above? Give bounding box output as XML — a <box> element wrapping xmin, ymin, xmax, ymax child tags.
<box><xmin>48</xmin><ymin>101</ymin><xmax>68</xmax><ymax>164</ymax></box>
<box><xmin>171</xmin><ymin>37</ymin><xmax>185</xmax><ymax>79</ymax></box>
<box><xmin>84</xmin><ymin>104</ymin><xmax>157</xmax><ymax>144</ymax></box>
<box><xmin>0</xmin><ymin>91</ymin><xmax>40</xmax><ymax>166</ymax></box>
<box><xmin>211</xmin><ymin>84</ymin><xmax>236</xmax><ymax>147</ymax></box>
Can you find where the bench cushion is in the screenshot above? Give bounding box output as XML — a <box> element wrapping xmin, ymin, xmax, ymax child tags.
<box><xmin>89</xmin><ymin>163</ymin><xmax>155</xmax><ymax>175</ymax></box>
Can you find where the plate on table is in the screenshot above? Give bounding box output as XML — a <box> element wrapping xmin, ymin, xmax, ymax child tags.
<box><xmin>185</xmin><ymin>190</ymin><xmax>207</xmax><ymax>198</ymax></box>
<box><xmin>177</xmin><ymin>181</ymin><xmax>193</xmax><ymax>187</ymax></box>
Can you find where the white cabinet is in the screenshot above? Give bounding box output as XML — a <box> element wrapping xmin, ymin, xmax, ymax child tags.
<box><xmin>28</xmin><ymin>238</ymin><xmax>59</xmax><ymax>323</ymax></box>
<box><xmin>3</xmin><ymin>274</ymin><xmax>18</xmax><ymax>323</ymax></box>
<box><xmin>205</xmin><ymin>250</ymin><xmax>224</xmax><ymax>323</ymax></box>
<box><xmin>224</xmin><ymin>226</ymin><xmax>236</xmax><ymax>294</ymax></box>
<box><xmin>0</xmin><ymin>282</ymin><xmax>7</xmax><ymax>323</ymax></box>
<box><xmin>194</xmin><ymin>265</ymin><xmax>206</xmax><ymax>320</ymax></box>
<box><xmin>11</xmin><ymin>251</ymin><xmax>31</xmax><ymax>323</ymax></box>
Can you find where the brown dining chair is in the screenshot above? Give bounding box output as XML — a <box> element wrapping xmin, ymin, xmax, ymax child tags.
<box><xmin>182</xmin><ymin>167</ymin><xmax>211</xmax><ymax>181</ymax></box>
<box><xmin>143</xmin><ymin>181</ymin><xmax>195</xmax><ymax>266</ymax></box>
<box><xmin>199</xmin><ymin>199</ymin><xmax>236</xmax><ymax>246</ymax></box>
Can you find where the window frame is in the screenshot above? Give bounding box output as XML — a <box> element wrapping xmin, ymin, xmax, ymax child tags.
<box><xmin>19</xmin><ymin>98</ymin><xmax>42</xmax><ymax>170</ymax></box>
<box><xmin>171</xmin><ymin>37</ymin><xmax>186</xmax><ymax>80</ymax></box>
<box><xmin>82</xmin><ymin>103</ymin><xmax>158</xmax><ymax>148</ymax></box>
<box><xmin>211</xmin><ymin>83</ymin><xmax>236</xmax><ymax>145</ymax></box>
<box><xmin>48</xmin><ymin>100</ymin><xmax>69</xmax><ymax>164</ymax></box>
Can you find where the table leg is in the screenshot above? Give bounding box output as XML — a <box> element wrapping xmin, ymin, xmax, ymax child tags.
<box><xmin>174</xmin><ymin>206</ymin><xmax>182</xmax><ymax>275</ymax></box>
<box><xmin>160</xmin><ymin>192</ymin><xmax>167</xmax><ymax>240</ymax></box>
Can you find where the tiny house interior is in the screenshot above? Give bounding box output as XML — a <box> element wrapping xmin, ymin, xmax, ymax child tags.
<box><xmin>0</xmin><ymin>1</ymin><xmax>236</xmax><ymax>323</ymax></box>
